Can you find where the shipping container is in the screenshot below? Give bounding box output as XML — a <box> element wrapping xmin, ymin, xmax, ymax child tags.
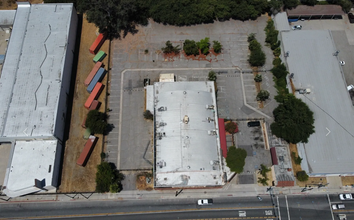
<box><xmin>89</xmin><ymin>100</ymin><xmax>101</xmax><ymax>110</ymax></box>
<box><xmin>93</xmin><ymin>51</ymin><xmax>106</xmax><ymax>63</ymax></box>
<box><xmin>84</xmin><ymin>61</ymin><xmax>103</xmax><ymax>86</ymax></box>
<box><xmin>77</xmin><ymin>135</ymin><xmax>98</xmax><ymax>166</ymax></box>
<box><xmin>82</xmin><ymin>116</ymin><xmax>87</xmax><ymax>128</ymax></box>
<box><xmin>89</xmin><ymin>33</ymin><xmax>107</xmax><ymax>55</ymax></box>
<box><xmin>84</xmin><ymin>82</ymin><xmax>104</xmax><ymax>109</ymax></box>
<box><xmin>83</xmin><ymin>127</ymin><xmax>91</xmax><ymax>139</ymax></box>
<box><xmin>87</xmin><ymin>67</ymin><xmax>106</xmax><ymax>93</ymax></box>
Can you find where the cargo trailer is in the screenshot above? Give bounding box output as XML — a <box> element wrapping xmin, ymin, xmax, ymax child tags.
<box><xmin>93</xmin><ymin>51</ymin><xmax>106</xmax><ymax>63</ymax></box>
<box><xmin>89</xmin><ymin>100</ymin><xmax>101</xmax><ymax>110</ymax></box>
<box><xmin>84</xmin><ymin>61</ymin><xmax>103</xmax><ymax>86</ymax></box>
<box><xmin>89</xmin><ymin>33</ymin><xmax>107</xmax><ymax>55</ymax></box>
<box><xmin>77</xmin><ymin>135</ymin><xmax>98</xmax><ymax>166</ymax></box>
<box><xmin>87</xmin><ymin>67</ymin><xmax>106</xmax><ymax>93</ymax></box>
<box><xmin>84</xmin><ymin>82</ymin><xmax>104</xmax><ymax>109</ymax></box>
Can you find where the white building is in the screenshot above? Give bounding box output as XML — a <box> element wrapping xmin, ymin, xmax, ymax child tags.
<box><xmin>1</xmin><ymin>2</ymin><xmax>77</xmax><ymax>197</ymax></box>
<box><xmin>149</xmin><ymin>81</ymin><xmax>225</xmax><ymax>188</ymax></box>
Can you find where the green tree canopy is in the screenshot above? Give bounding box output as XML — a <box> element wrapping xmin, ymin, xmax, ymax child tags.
<box><xmin>226</xmin><ymin>146</ymin><xmax>247</xmax><ymax>173</ymax></box>
<box><xmin>257</xmin><ymin>90</ymin><xmax>270</xmax><ymax>101</ymax></box>
<box><xmin>283</xmin><ymin>0</ymin><xmax>299</xmax><ymax>9</ymax></box>
<box><xmin>96</xmin><ymin>162</ymin><xmax>125</xmax><ymax>193</ymax></box>
<box><xmin>86</xmin><ymin>110</ymin><xmax>108</xmax><ymax>134</ymax></box>
<box><xmin>212</xmin><ymin>41</ymin><xmax>222</xmax><ymax>54</ymax></box>
<box><xmin>208</xmin><ymin>71</ymin><xmax>217</xmax><ymax>81</ymax></box>
<box><xmin>161</xmin><ymin>41</ymin><xmax>181</xmax><ymax>54</ymax></box>
<box><xmin>183</xmin><ymin>40</ymin><xmax>199</xmax><ymax>56</ymax></box>
<box><xmin>271</xmin><ymin>63</ymin><xmax>288</xmax><ymax>79</ymax></box>
<box><xmin>77</xmin><ymin>0</ymin><xmax>149</xmax><ymax>39</ymax></box>
<box><xmin>197</xmin><ymin>37</ymin><xmax>210</xmax><ymax>55</ymax></box>
<box><xmin>270</xmin><ymin>94</ymin><xmax>315</xmax><ymax>143</ymax></box>
<box><xmin>296</xmin><ymin>170</ymin><xmax>309</xmax><ymax>182</ymax></box>
<box><xmin>249</xmin><ymin>48</ymin><xmax>266</xmax><ymax>67</ymax></box>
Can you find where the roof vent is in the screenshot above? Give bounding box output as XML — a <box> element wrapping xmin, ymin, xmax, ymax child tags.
<box><xmin>158</xmin><ymin>106</ymin><xmax>167</xmax><ymax>111</ymax></box>
<box><xmin>208</xmin><ymin>130</ymin><xmax>217</xmax><ymax>135</ymax></box>
<box><xmin>206</xmin><ymin>105</ymin><xmax>214</xmax><ymax>109</ymax></box>
<box><xmin>183</xmin><ymin>115</ymin><xmax>189</xmax><ymax>124</ymax></box>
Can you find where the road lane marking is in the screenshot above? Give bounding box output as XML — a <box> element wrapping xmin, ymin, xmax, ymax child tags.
<box><xmin>277</xmin><ymin>196</ymin><xmax>281</xmax><ymax>220</ymax></box>
<box><xmin>327</xmin><ymin>194</ymin><xmax>335</xmax><ymax>220</ymax></box>
<box><xmin>285</xmin><ymin>195</ymin><xmax>290</xmax><ymax>220</ymax></box>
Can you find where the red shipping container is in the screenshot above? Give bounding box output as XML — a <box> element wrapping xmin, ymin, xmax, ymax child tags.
<box><xmin>84</xmin><ymin>82</ymin><xmax>104</xmax><ymax>109</ymax></box>
<box><xmin>89</xmin><ymin>100</ymin><xmax>101</xmax><ymax>110</ymax></box>
<box><xmin>89</xmin><ymin>33</ymin><xmax>107</xmax><ymax>54</ymax></box>
<box><xmin>77</xmin><ymin>135</ymin><xmax>98</xmax><ymax>166</ymax></box>
<box><xmin>84</xmin><ymin>62</ymin><xmax>103</xmax><ymax>86</ymax></box>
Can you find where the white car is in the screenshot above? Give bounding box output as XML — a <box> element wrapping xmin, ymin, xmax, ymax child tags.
<box><xmin>332</xmin><ymin>203</ymin><xmax>345</xmax><ymax>210</ymax></box>
<box><xmin>292</xmin><ymin>25</ymin><xmax>302</xmax><ymax>30</ymax></box>
<box><xmin>197</xmin><ymin>199</ymin><xmax>213</xmax><ymax>205</ymax></box>
<box><xmin>339</xmin><ymin>193</ymin><xmax>353</xmax><ymax>200</ymax></box>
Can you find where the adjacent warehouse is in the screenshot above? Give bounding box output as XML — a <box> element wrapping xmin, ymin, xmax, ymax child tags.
<box><xmin>150</xmin><ymin>81</ymin><xmax>225</xmax><ymax>188</ymax></box>
<box><xmin>287</xmin><ymin>5</ymin><xmax>344</xmax><ymax>20</ymax></box>
<box><xmin>282</xmin><ymin>30</ymin><xmax>354</xmax><ymax>176</ymax></box>
<box><xmin>1</xmin><ymin>3</ymin><xmax>77</xmax><ymax>197</ymax></box>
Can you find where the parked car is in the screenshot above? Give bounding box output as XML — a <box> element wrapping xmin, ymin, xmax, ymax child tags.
<box><xmin>292</xmin><ymin>25</ymin><xmax>302</xmax><ymax>30</ymax></box>
<box><xmin>347</xmin><ymin>85</ymin><xmax>354</xmax><ymax>91</ymax></box>
<box><xmin>197</xmin><ymin>199</ymin><xmax>213</xmax><ymax>205</ymax></box>
<box><xmin>332</xmin><ymin>203</ymin><xmax>345</xmax><ymax>210</ymax></box>
<box><xmin>339</xmin><ymin>193</ymin><xmax>353</xmax><ymax>200</ymax></box>
<box><xmin>247</xmin><ymin>121</ymin><xmax>260</xmax><ymax>127</ymax></box>
<box><xmin>348</xmin><ymin>13</ymin><xmax>354</xmax><ymax>23</ymax></box>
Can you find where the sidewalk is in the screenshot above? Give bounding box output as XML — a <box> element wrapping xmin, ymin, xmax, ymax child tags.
<box><xmin>1</xmin><ymin>183</ymin><xmax>353</xmax><ymax>203</ymax></box>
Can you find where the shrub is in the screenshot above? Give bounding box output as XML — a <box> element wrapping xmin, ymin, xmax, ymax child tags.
<box><xmin>249</xmin><ymin>40</ymin><xmax>261</xmax><ymax>51</ymax></box>
<box><xmin>183</xmin><ymin>39</ymin><xmax>199</xmax><ymax>56</ymax></box>
<box><xmin>143</xmin><ymin>110</ymin><xmax>154</xmax><ymax>120</ymax></box>
<box><xmin>296</xmin><ymin>170</ymin><xmax>309</xmax><ymax>182</ymax></box>
<box><xmin>271</xmin><ymin>40</ymin><xmax>281</xmax><ymax>50</ymax></box>
<box><xmin>272</xmin><ymin>58</ymin><xmax>282</xmax><ymax>66</ymax></box>
<box><xmin>248</xmin><ymin>33</ymin><xmax>256</xmax><ymax>42</ymax></box>
<box><xmin>273</xmin><ymin>47</ymin><xmax>281</xmax><ymax>57</ymax></box>
<box><xmin>292</xmin><ymin>152</ymin><xmax>303</xmax><ymax>165</ymax></box>
<box><xmin>208</xmin><ymin>71</ymin><xmax>217</xmax><ymax>81</ymax></box>
<box><xmin>85</xmin><ymin>110</ymin><xmax>108</xmax><ymax>134</ymax></box>
<box><xmin>226</xmin><ymin>146</ymin><xmax>247</xmax><ymax>173</ymax></box>
<box><xmin>254</xmin><ymin>74</ymin><xmax>262</xmax><ymax>82</ymax></box>
<box><xmin>161</xmin><ymin>41</ymin><xmax>181</xmax><ymax>54</ymax></box>
<box><xmin>100</xmin><ymin>152</ymin><xmax>106</xmax><ymax>160</ymax></box>
<box><xmin>213</xmin><ymin>40</ymin><xmax>222</xmax><ymax>53</ymax></box>
<box><xmin>249</xmin><ymin>48</ymin><xmax>266</xmax><ymax>67</ymax></box>
<box><xmin>271</xmin><ymin>63</ymin><xmax>288</xmax><ymax>79</ymax></box>
<box><xmin>257</xmin><ymin>90</ymin><xmax>270</xmax><ymax>101</ymax></box>
<box><xmin>197</xmin><ymin>37</ymin><xmax>210</xmax><ymax>55</ymax></box>
<box><xmin>258</xmin><ymin>177</ymin><xmax>268</xmax><ymax>186</ymax></box>
<box><xmin>260</xmin><ymin>164</ymin><xmax>271</xmax><ymax>177</ymax></box>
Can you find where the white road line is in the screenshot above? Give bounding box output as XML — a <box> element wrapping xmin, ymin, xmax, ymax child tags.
<box><xmin>277</xmin><ymin>196</ymin><xmax>281</xmax><ymax>220</ymax></box>
<box><xmin>285</xmin><ymin>195</ymin><xmax>290</xmax><ymax>220</ymax></box>
<box><xmin>327</xmin><ymin>194</ymin><xmax>335</xmax><ymax>220</ymax></box>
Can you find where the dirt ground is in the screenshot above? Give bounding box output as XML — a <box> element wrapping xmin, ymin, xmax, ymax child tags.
<box><xmin>136</xmin><ymin>172</ymin><xmax>154</xmax><ymax>191</ymax></box>
<box><xmin>58</xmin><ymin>17</ymin><xmax>110</xmax><ymax>193</ymax></box>
<box><xmin>256</xmin><ymin>169</ymin><xmax>273</xmax><ymax>187</ymax></box>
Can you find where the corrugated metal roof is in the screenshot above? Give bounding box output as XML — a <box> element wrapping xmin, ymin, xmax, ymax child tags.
<box><xmin>154</xmin><ymin>82</ymin><xmax>224</xmax><ymax>187</ymax></box>
<box><xmin>0</xmin><ymin>10</ymin><xmax>16</xmax><ymax>26</ymax></box>
<box><xmin>287</xmin><ymin>5</ymin><xmax>344</xmax><ymax>17</ymax></box>
<box><xmin>0</xmin><ymin>3</ymin><xmax>74</xmax><ymax>138</ymax></box>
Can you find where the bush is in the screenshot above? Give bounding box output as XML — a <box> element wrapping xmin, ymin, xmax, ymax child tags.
<box><xmin>258</xmin><ymin>177</ymin><xmax>268</xmax><ymax>186</ymax></box>
<box><xmin>273</xmin><ymin>47</ymin><xmax>281</xmax><ymax>57</ymax></box>
<box><xmin>226</xmin><ymin>146</ymin><xmax>247</xmax><ymax>173</ymax></box>
<box><xmin>213</xmin><ymin>40</ymin><xmax>222</xmax><ymax>53</ymax></box>
<box><xmin>208</xmin><ymin>71</ymin><xmax>217</xmax><ymax>81</ymax></box>
<box><xmin>161</xmin><ymin>41</ymin><xmax>181</xmax><ymax>54</ymax></box>
<box><xmin>85</xmin><ymin>110</ymin><xmax>108</xmax><ymax>134</ymax></box>
<box><xmin>257</xmin><ymin>90</ymin><xmax>270</xmax><ymax>101</ymax></box>
<box><xmin>143</xmin><ymin>110</ymin><xmax>154</xmax><ymax>120</ymax></box>
<box><xmin>225</xmin><ymin>121</ymin><xmax>239</xmax><ymax>134</ymax></box>
<box><xmin>296</xmin><ymin>170</ymin><xmax>309</xmax><ymax>182</ymax></box>
<box><xmin>272</xmin><ymin>58</ymin><xmax>282</xmax><ymax>66</ymax></box>
<box><xmin>271</xmin><ymin>40</ymin><xmax>281</xmax><ymax>50</ymax></box>
<box><xmin>292</xmin><ymin>152</ymin><xmax>303</xmax><ymax>165</ymax></box>
<box><xmin>249</xmin><ymin>48</ymin><xmax>266</xmax><ymax>67</ymax></box>
<box><xmin>100</xmin><ymin>152</ymin><xmax>106</xmax><ymax>160</ymax></box>
<box><xmin>254</xmin><ymin>74</ymin><xmax>262</xmax><ymax>82</ymax></box>
<box><xmin>197</xmin><ymin>37</ymin><xmax>210</xmax><ymax>55</ymax></box>
<box><xmin>260</xmin><ymin>164</ymin><xmax>271</xmax><ymax>177</ymax></box>
<box><xmin>271</xmin><ymin>63</ymin><xmax>288</xmax><ymax>79</ymax></box>
<box><xmin>249</xmin><ymin>40</ymin><xmax>261</xmax><ymax>51</ymax></box>
<box><xmin>183</xmin><ymin>39</ymin><xmax>199</xmax><ymax>56</ymax></box>
<box><xmin>248</xmin><ymin>33</ymin><xmax>256</xmax><ymax>42</ymax></box>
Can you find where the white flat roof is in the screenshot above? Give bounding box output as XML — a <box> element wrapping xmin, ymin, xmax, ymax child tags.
<box><xmin>0</xmin><ymin>3</ymin><xmax>74</xmax><ymax>138</ymax></box>
<box><xmin>154</xmin><ymin>82</ymin><xmax>224</xmax><ymax>187</ymax></box>
<box><xmin>3</xmin><ymin>140</ymin><xmax>57</xmax><ymax>197</ymax></box>
<box><xmin>282</xmin><ymin>30</ymin><xmax>354</xmax><ymax>175</ymax></box>
<box><xmin>0</xmin><ymin>10</ymin><xmax>16</xmax><ymax>26</ymax></box>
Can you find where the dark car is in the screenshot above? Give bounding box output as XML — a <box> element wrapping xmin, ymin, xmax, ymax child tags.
<box><xmin>247</xmin><ymin>121</ymin><xmax>260</xmax><ymax>127</ymax></box>
<box><xmin>348</xmin><ymin>13</ymin><xmax>354</xmax><ymax>23</ymax></box>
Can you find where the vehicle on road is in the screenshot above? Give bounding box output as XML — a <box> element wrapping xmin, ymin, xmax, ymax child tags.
<box><xmin>338</xmin><ymin>214</ymin><xmax>347</xmax><ymax>220</ymax></box>
<box><xmin>257</xmin><ymin>196</ymin><xmax>262</xmax><ymax>201</ymax></box>
<box><xmin>292</xmin><ymin>25</ymin><xmax>302</xmax><ymax>30</ymax></box>
<box><xmin>339</xmin><ymin>193</ymin><xmax>353</xmax><ymax>200</ymax></box>
<box><xmin>340</xmin><ymin>61</ymin><xmax>345</xmax><ymax>66</ymax></box>
<box><xmin>197</xmin><ymin>199</ymin><xmax>213</xmax><ymax>205</ymax></box>
<box><xmin>332</xmin><ymin>204</ymin><xmax>345</xmax><ymax>210</ymax></box>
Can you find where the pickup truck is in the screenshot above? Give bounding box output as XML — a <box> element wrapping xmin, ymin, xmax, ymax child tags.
<box><xmin>197</xmin><ymin>199</ymin><xmax>213</xmax><ymax>205</ymax></box>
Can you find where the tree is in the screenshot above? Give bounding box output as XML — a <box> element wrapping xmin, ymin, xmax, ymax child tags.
<box><xmin>212</xmin><ymin>41</ymin><xmax>222</xmax><ymax>53</ymax></box>
<box><xmin>268</xmin><ymin>0</ymin><xmax>283</xmax><ymax>15</ymax></box>
<box><xmin>249</xmin><ymin>48</ymin><xmax>266</xmax><ymax>67</ymax></box>
<box><xmin>77</xmin><ymin>0</ymin><xmax>149</xmax><ymax>39</ymax></box>
<box><xmin>270</xmin><ymin>94</ymin><xmax>315</xmax><ymax>143</ymax></box>
<box><xmin>248</xmin><ymin>33</ymin><xmax>256</xmax><ymax>42</ymax></box>
<box><xmin>225</xmin><ymin>121</ymin><xmax>239</xmax><ymax>134</ymax></box>
<box><xmin>249</xmin><ymin>40</ymin><xmax>261</xmax><ymax>51</ymax></box>
<box><xmin>273</xmin><ymin>47</ymin><xmax>281</xmax><ymax>57</ymax></box>
<box><xmin>257</xmin><ymin>90</ymin><xmax>270</xmax><ymax>101</ymax></box>
<box><xmin>339</xmin><ymin>0</ymin><xmax>352</xmax><ymax>13</ymax></box>
<box><xmin>208</xmin><ymin>71</ymin><xmax>217</xmax><ymax>81</ymax></box>
<box><xmin>96</xmin><ymin>162</ymin><xmax>125</xmax><ymax>193</ymax></box>
<box><xmin>292</xmin><ymin>152</ymin><xmax>303</xmax><ymax>165</ymax></box>
<box><xmin>254</xmin><ymin>74</ymin><xmax>262</xmax><ymax>82</ymax></box>
<box><xmin>300</xmin><ymin>0</ymin><xmax>317</xmax><ymax>6</ymax></box>
<box><xmin>260</xmin><ymin>164</ymin><xmax>271</xmax><ymax>177</ymax></box>
<box><xmin>86</xmin><ymin>110</ymin><xmax>108</xmax><ymax>134</ymax></box>
<box><xmin>197</xmin><ymin>37</ymin><xmax>210</xmax><ymax>55</ymax></box>
<box><xmin>296</xmin><ymin>170</ymin><xmax>309</xmax><ymax>182</ymax></box>
<box><xmin>143</xmin><ymin>110</ymin><xmax>154</xmax><ymax>120</ymax></box>
<box><xmin>183</xmin><ymin>40</ymin><xmax>199</xmax><ymax>56</ymax></box>
<box><xmin>283</xmin><ymin>0</ymin><xmax>299</xmax><ymax>9</ymax></box>
<box><xmin>272</xmin><ymin>57</ymin><xmax>282</xmax><ymax>66</ymax></box>
<box><xmin>258</xmin><ymin>177</ymin><xmax>269</xmax><ymax>186</ymax></box>
<box><xmin>226</xmin><ymin>146</ymin><xmax>247</xmax><ymax>173</ymax></box>
<box><xmin>161</xmin><ymin>41</ymin><xmax>181</xmax><ymax>54</ymax></box>
<box><xmin>271</xmin><ymin>63</ymin><xmax>288</xmax><ymax>79</ymax></box>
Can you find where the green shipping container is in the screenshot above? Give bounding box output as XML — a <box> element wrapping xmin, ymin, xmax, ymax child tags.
<box><xmin>93</xmin><ymin>51</ymin><xmax>106</xmax><ymax>63</ymax></box>
<box><xmin>83</xmin><ymin>128</ymin><xmax>91</xmax><ymax>139</ymax></box>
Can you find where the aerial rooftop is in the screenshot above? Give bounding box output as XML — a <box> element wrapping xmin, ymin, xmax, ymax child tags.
<box><xmin>154</xmin><ymin>81</ymin><xmax>224</xmax><ymax>187</ymax></box>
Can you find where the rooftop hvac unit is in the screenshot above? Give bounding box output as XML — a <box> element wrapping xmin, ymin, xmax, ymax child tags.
<box><xmin>183</xmin><ymin>115</ymin><xmax>189</xmax><ymax>124</ymax></box>
<box><xmin>158</xmin><ymin>106</ymin><xmax>167</xmax><ymax>111</ymax></box>
<box><xmin>208</xmin><ymin>130</ymin><xmax>217</xmax><ymax>135</ymax></box>
<box><xmin>157</xmin><ymin>160</ymin><xmax>166</xmax><ymax>168</ymax></box>
<box><xmin>206</xmin><ymin>105</ymin><xmax>214</xmax><ymax>109</ymax></box>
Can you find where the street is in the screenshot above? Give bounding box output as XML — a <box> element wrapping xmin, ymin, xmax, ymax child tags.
<box><xmin>1</xmin><ymin>194</ymin><xmax>353</xmax><ymax>220</ymax></box>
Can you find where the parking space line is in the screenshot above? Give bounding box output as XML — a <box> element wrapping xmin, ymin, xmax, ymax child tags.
<box><xmin>327</xmin><ymin>194</ymin><xmax>335</xmax><ymax>220</ymax></box>
<box><xmin>285</xmin><ymin>195</ymin><xmax>290</xmax><ymax>220</ymax></box>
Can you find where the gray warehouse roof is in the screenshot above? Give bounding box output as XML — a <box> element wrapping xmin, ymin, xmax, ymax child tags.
<box><xmin>0</xmin><ymin>3</ymin><xmax>74</xmax><ymax>138</ymax></box>
<box><xmin>154</xmin><ymin>82</ymin><xmax>224</xmax><ymax>187</ymax></box>
<box><xmin>0</xmin><ymin>10</ymin><xmax>15</xmax><ymax>26</ymax></box>
<box><xmin>282</xmin><ymin>30</ymin><xmax>354</xmax><ymax>175</ymax></box>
